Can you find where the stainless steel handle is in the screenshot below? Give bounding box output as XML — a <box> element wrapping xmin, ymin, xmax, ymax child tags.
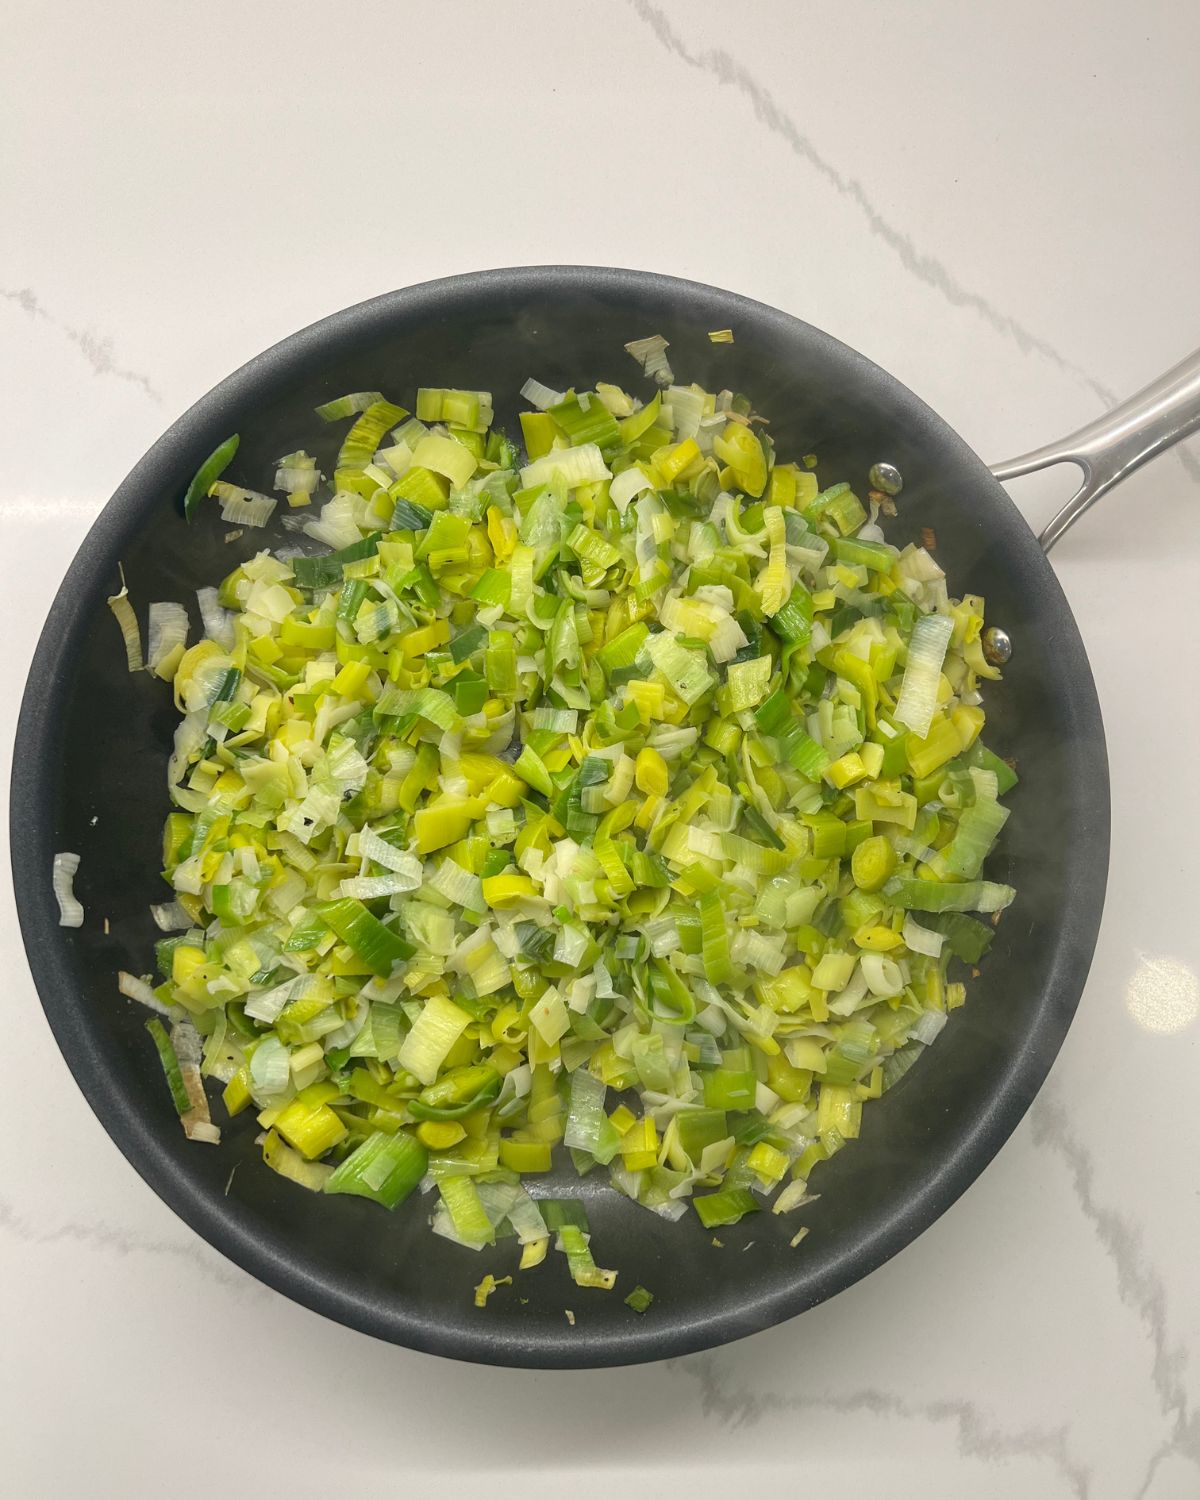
<box><xmin>989</xmin><ymin>348</ymin><xmax>1200</xmax><ymax>553</ymax></box>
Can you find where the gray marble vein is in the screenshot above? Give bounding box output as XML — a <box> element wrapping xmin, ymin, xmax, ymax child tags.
<box><xmin>0</xmin><ymin>1192</ymin><xmax>262</xmax><ymax>1296</ymax></box>
<box><xmin>1030</xmin><ymin>1096</ymin><xmax>1200</xmax><ymax>1495</ymax></box>
<box><xmin>670</xmin><ymin>1350</ymin><xmax>1090</xmax><ymax>1497</ymax></box>
<box><xmin>1</xmin><ymin>286</ymin><xmax>162</xmax><ymax>402</ymax></box>
<box><xmin>625</xmin><ymin>0</ymin><xmax>1200</xmax><ymax>489</ymax></box>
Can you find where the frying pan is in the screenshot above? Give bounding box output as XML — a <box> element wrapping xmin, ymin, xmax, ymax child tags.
<box><xmin>11</xmin><ymin>267</ymin><xmax>1200</xmax><ymax>1370</ymax></box>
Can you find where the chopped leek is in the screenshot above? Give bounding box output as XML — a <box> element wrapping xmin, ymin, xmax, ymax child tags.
<box><xmin>182</xmin><ymin>433</ymin><xmax>239</xmax><ymax>522</ymax></box>
<box><xmin>107</xmin><ymin>577</ymin><xmax>143</xmax><ymax>672</ymax></box>
<box><xmin>326</xmin><ymin>1131</ymin><xmax>427</xmax><ymax>1209</ymax></box>
<box><xmin>624</xmin><ymin>334</ymin><xmax>674</xmax><ymax>386</ymax></box>
<box><xmin>52</xmin><ymin>851</ymin><xmax>84</xmax><ymax>927</ymax></box>
<box><xmin>894</xmin><ymin>613</ymin><xmax>953</xmax><ymax>739</ymax></box>
<box><xmin>141</xmin><ymin>348</ymin><xmax>1016</xmax><ymax>1295</ymax></box>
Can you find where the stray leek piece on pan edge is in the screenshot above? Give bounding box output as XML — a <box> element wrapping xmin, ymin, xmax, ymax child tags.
<box><xmin>124</xmin><ymin>348</ymin><xmax>1015</xmax><ymax>1298</ymax></box>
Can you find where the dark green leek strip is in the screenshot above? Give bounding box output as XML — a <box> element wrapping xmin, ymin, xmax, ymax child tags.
<box><xmin>392</xmin><ymin>498</ymin><xmax>433</xmax><ymax>531</ymax></box>
<box><xmin>211</xmin><ymin>666</ymin><xmax>241</xmax><ymax>708</ymax></box>
<box><xmin>742</xmin><ymin>806</ymin><xmax>785</xmax><ymax>850</ymax></box>
<box><xmin>485</xmin><ymin>429</ymin><xmax>517</xmax><ymax>468</ymax></box>
<box><xmin>921</xmin><ymin>911</ymin><xmax>995</xmax><ymax>963</ymax></box>
<box><xmin>515</xmin><ymin>921</ymin><xmax>556</xmax><ymax>964</ymax></box>
<box><xmin>539</xmin><ymin>1198</ymin><xmax>589</xmax><ymax>1232</ymax></box>
<box><xmin>452</xmin><ymin>673</ymin><xmax>487</xmax><ymax>714</ymax></box>
<box><xmin>146</xmin><ymin>1019</ymin><xmax>191</xmax><ymax>1115</ymax></box>
<box><xmin>292</xmin><ymin>536</ymin><xmax>380</xmax><ymax>589</ymax></box>
<box><xmin>397</xmin><ymin>563</ymin><xmax>440</xmax><ymax>608</ymax></box>
<box><xmin>449</xmin><ymin>623</ymin><xmax>487</xmax><ymax>663</ymax></box>
<box><xmin>337</xmin><ymin>578</ymin><xmax>368</xmax><ymax>632</ymax></box>
<box><xmin>183</xmin><ymin>434</ymin><xmax>239</xmax><ymax>523</ymax></box>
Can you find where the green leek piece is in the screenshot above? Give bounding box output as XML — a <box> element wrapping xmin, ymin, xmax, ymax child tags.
<box><xmin>437</xmin><ymin>1175</ymin><xmax>495</xmax><ymax>1246</ymax></box>
<box><xmin>558</xmin><ymin>1223</ymin><xmax>617</xmax><ymax>1289</ymax></box>
<box><xmin>292</xmin><ymin>536</ymin><xmax>380</xmax><ymax>589</ymax></box>
<box><xmin>693</xmin><ymin>1187</ymin><xmax>760</xmax><ymax>1229</ymax></box>
<box><xmin>409</xmin><ymin>1065</ymin><xmax>502</xmax><ymax>1120</ymax></box>
<box><xmin>317</xmin><ymin>899</ymin><xmax>414</xmax><ymax>976</ymax></box>
<box><xmin>397</xmin><ymin>995</ymin><xmax>473</xmax><ymax>1086</ymax></box>
<box><xmin>145</xmin><ymin>1019</ymin><xmax>191</xmax><ymax>1115</ymax></box>
<box><xmin>393</xmin><ymin>498</ymin><xmax>433</xmax><ymax>531</ymax></box>
<box><xmin>702</xmin><ymin>1050</ymin><xmax>756</xmax><ymax>1110</ymax></box>
<box><xmin>699</xmin><ymin>892</ymin><xmax>733</xmax><ymax>986</ymax></box>
<box><xmin>597</xmin><ymin>622</ymin><xmax>649</xmax><ymax>675</ymax></box>
<box><xmin>315</xmin><ymin>391</ymin><xmax>384</xmax><ymax>421</ymax></box>
<box><xmin>540</xmin><ymin>1198</ymin><xmax>589</xmax><ymax>1232</ymax></box>
<box><xmin>677</xmin><ymin>1109</ymin><xmax>729</xmax><ymax>1160</ymax></box>
<box><xmin>965</xmin><ymin>741</ymin><xmax>1019</xmax><ymax>795</ymax></box>
<box><xmin>920</xmin><ymin>911</ymin><xmax>995</xmax><ymax>963</ymax></box>
<box><xmin>339</xmin><ymin>401</ymin><xmax>410</xmax><ymax>474</ymax></box>
<box><xmin>625</xmin><ymin>1284</ymin><xmax>654</xmax><ymax>1313</ymax></box>
<box><xmin>549</xmin><ymin>393</ymin><xmax>622</xmax><ymax>453</ymax></box>
<box><xmin>472</xmin><ymin>569</ymin><xmax>512</xmax><ymax>609</ymax></box>
<box><xmin>942</xmin><ymin>796</ymin><xmax>1009</xmax><ymax>880</ymax></box>
<box><xmin>416</xmin><ymin>388</ymin><xmax>493</xmax><ymax>433</ymax></box>
<box><xmin>326</xmin><ymin>1131</ymin><xmax>427</xmax><ymax>1209</ymax></box>
<box><xmin>183</xmin><ymin>434</ymin><xmax>239</xmax><ymax>523</ymax></box>
<box><xmin>771</xmin><ymin>583</ymin><xmax>813</xmax><ymax>649</ymax></box>
<box><xmin>884</xmin><ymin>876</ymin><xmax>1016</xmax><ymax>914</ymax></box>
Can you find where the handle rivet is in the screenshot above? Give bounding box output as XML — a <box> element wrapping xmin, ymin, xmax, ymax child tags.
<box><xmin>982</xmin><ymin>626</ymin><xmax>1012</xmax><ymax>666</ymax></box>
<box><xmin>869</xmin><ymin>462</ymin><xmax>903</xmax><ymax>496</ymax></box>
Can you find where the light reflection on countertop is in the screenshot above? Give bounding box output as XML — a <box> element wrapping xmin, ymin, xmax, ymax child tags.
<box><xmin>1126</xmin><ymin>954</ymin><xmax>1200</xmax><ymax>1037</ymax></box>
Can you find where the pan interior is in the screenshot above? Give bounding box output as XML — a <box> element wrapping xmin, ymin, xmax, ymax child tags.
<box><xmin>10</xmin><ymin>268</ymin><xmax>1108</xmax><ymax>1367</ymax></box>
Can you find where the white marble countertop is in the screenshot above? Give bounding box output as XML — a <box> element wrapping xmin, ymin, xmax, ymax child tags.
<box><xmin>3</xmin><ymin>2</ymin><xmax>1199</xmax><ymax>1495</ymax></box>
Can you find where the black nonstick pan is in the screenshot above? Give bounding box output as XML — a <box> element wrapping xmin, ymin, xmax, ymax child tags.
<box><xmin>12</xmin><ymin>267</ymin><xmax>1199</xmax><ymax>1368</ymax></box>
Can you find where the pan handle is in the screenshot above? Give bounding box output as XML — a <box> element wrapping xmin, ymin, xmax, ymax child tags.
<box><xmin>989</xmin><ymin>348</ymin><xmax>1200</xmax><ymax>552</ymax></box>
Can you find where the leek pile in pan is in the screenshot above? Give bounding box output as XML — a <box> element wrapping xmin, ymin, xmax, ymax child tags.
<box><xmin>132</xmin><ymin>349</ymin><xmax>1016</xmax><ymax>1292</ymax></box>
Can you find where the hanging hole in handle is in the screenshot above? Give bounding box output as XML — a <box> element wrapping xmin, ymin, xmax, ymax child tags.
<box><xmin>990</xmin><ymin>348</ymin><xmax>1200</xmax><ymax>552</ymax></box>
<box><xmin>989</xmin><ymin>453</ymin><xmax>1094</xmax><ymax>553</ymax></box>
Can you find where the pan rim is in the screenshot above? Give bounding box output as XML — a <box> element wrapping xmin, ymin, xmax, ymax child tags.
<box><xmin>9</xmin><ymin>265</ymin><xmax>1110</xmax><ymax>1367</ymax></box>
